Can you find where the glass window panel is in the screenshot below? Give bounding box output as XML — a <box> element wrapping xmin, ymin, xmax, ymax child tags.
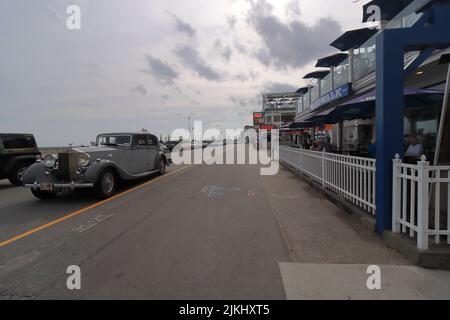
<box><xmin>354</xmin><ymin>35</ymin><xmax>376</xmax><ymax>81</ymax></box>
<box><xmin>334</xmin><ymin>58</ymin><xmax>349</xmax><ymax>88</ymax></box>
<box><xmin>321</xmin><ymin>74</ymin><xmax>331</xmax><ymax>95</ymax></box>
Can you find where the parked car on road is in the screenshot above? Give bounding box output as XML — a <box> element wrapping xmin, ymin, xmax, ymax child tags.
<box><xmin>164</xmin><ymin>140</ymin><xmax>181</xmax><ymax>152</ymax></box>
<box><xmin>23</xmin><ymin>132</ymin><xmax>169</xmax><ymax>200</ymax></box>
<box><xmin>0</xmin><ymin>133</ymin><xmax>40</xmax><ymax>186</ymax></box>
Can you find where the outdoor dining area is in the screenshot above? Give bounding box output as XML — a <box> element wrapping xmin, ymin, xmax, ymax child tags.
<box><xmin>281</xmin><ymin>87</ymin><xmax>444</xmax><ymax>163</ymax></box>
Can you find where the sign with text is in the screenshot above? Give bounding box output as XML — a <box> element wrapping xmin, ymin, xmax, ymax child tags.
<box><xmin>310</xmin><ymin>83</ymin><xmax>352</xmax><ymax>111</ymax></box>
<box><xmin>253</xmin><ymin>112</ymin><xmax>265</xmax><ymax>126</ymax></box>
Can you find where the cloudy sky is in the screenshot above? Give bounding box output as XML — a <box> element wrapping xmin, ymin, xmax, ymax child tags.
<box><xmin>1</xmin><ymin>0</ymin><xmax>367</xmax><ymax>146</ymax></box>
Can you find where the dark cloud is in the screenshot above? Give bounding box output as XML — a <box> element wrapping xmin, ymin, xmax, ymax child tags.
<box><xmin>129</xmin><ymin>84</ymin><xmax>147</xmax><ymax>95</ymax></box>
<box><xmin>247</xmin><ymin>0</ymin><xmax>342</xmax><ymax>70</ymax></box>
<box><xmin>232</xmin><ymin>71</ymin><xmax>258</xmax><ymax>83</ymax></box>
<box><xmin>263</xmin><ymin>81</ymin><xmax>297</xmax><ymax>93</ymax></box>
<box><xmin>214</xmin><ymin>40</ymin><xmax>232</xmax><ymax>62</ymax></box>
<box><xmin>233</xmin><ymin>39</ymin><xmax>249</xmax><ymax>55</ymax></box>
<box><xmin>168</xmin><ymin>12</ymin><xmax>196</xmax><ymax>37</ymax></box>
<box><xmin>227</xmin><ymin>15</ymin><xmax>237</xmax><ymax>29</ymax></box>
<box><xmin>229</xmin><ymin>94</ymin><xmax>260</xmax><ymax>109</ymax></box>
<box><xmin>143</xmin><ymin>54</ymin><xmax>179</xmax><ymax>85</ymax></box>
<box><xmin>173</xmin><ymin>45</ymin><xmax>223</xmax><ymax>81</ymax></box>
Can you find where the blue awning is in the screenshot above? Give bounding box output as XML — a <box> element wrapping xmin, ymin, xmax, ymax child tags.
<box><xmin>362</xmin><ymin>0</ymin><xmax>414</xmax><ymax>23</ymax></box>
<box><xmin>330</xmin><ymin>28</ymin><xmax>378</xmax><ymax>51</ymax></box>
<box><xmin>304</xmin><ymin>107</ymin><xmax>337</xmax><ymax>122</ymax></box>
<box><xmin>288</xmin><ymin>121</ymin><xmax>315</xmax><ymax>129</ymax></box>
<box><xmin>337</xmin><ymin>87</ymin><xmax>442</xmax><ymax>108</ymax></box>
<box><xmin>316</xmin><ymin>53</ymin><xmax>348</xmax><ymax>68</ymax></box>
<box><xmin>303</xmin><ymin>70</ymin><xmax>330</xmax><ymax>80</ymax></box>
<box><xmin>302</xmin><ymin>88</ymin><xmax>444</xmax><ymax>125</ymax></box>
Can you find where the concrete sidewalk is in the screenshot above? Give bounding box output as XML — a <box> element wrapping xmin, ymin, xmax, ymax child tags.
<box><xmin>262</xmin><ymin>166</ymin><xmax>408</xmax><ymax>265</ymax></box>
<box><xmin>262</xmin><ymin>166</ymin><xmax>450</xmax><ymax>299</ymax></box>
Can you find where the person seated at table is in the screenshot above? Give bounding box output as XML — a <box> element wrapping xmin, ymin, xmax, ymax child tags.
<box><xmin>404</xmin><ymin>136</ymin><xmax>424</xmax><ymax>163</ymax></box>
<box><xmin>311</xmin><ymin>141</ymin><xmax>321</xmax><ymax>151</ymax></box>
<box><xmin>319</xmin><ymin>137</ymin><xmax>332</xmax><ymax>152</ymax></box>
<box><xmin>302</xmin><ymin>139</ymin><xmax>311</xmax><ymax>150</ymax></box>
<box><xmin>368</xmin><ymin>139</ymin><xmax>376</xmax><ymax>158</ymax></box>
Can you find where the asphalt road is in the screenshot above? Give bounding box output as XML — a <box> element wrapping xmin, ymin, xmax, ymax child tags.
<box><xmin>0</xmin><ymin>160</ymin><xmax>289</xmax><ymax>299</ymax></box>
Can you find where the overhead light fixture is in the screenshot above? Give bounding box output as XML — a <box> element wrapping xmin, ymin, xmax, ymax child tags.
<box><xmin>416</xmin><ymin>70</ymin><xmax>424</xmax><ymax>75</ymax></box>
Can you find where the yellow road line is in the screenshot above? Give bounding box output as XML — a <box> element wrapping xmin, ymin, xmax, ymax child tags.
<box><xmin>0</xmin><ymin>165</ymin><xmax>193</xmax><ymax>249</ymax></box>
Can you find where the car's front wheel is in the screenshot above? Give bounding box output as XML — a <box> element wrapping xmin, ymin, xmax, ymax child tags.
<box><xmin>8</xmin><ymin>163</ymin><xmax>30</xmax><ymax>186</ymax></box>
<box><xmin>95</xmin><ymin>169</ymin><xmax>117</xmax><ymax>198</ymax></box>
<box><xmin>31</xmin><ymin>189</ymin><xmax>57</xmax><ymax>200</ymax></box>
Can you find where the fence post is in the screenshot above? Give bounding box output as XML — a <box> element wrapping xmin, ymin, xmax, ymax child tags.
<box><xmin>299</xmin><ymin>148</ymin><xmax>303</xmax><ymax>175</ymax></box>
<box><xmin>392</xmin><ymin>154</ymin><xmax>402</xmax><ymax>233</ymax></box>
<box><xmin>321</xmin><ymin>149</ymin><xmax>326</xmax><ymax>188</ymax></box>
<box><xmin>417</xmin><ymin>155</ymin><xmax>430</xmax><ymax>250</ymax></box>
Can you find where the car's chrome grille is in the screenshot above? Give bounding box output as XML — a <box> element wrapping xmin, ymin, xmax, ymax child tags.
<box><xmin>56</xmin><ymin>153</ymin><xmax>70</xmax><ymax>180</ymax></box>
<box><xmin>56</xmin><ymin>152</ymin><xmax>80</xmax><ymax>181</ymax></box>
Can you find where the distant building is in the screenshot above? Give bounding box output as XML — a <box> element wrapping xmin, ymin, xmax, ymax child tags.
<box><xmin>260</xmin><ymin>92</ymin><xmax>301</xmax><ymax>129</ymax></box>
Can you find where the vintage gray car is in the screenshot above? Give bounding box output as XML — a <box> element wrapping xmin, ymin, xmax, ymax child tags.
<box><xmin>23</xmin><ymin>132</ymin><xmax>169</xmax><ymax>200</ymax></box>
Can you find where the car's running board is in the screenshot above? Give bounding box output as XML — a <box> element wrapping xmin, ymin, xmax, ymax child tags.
<box><xmin>124</xmin><ymin>169</ymin><xmax>161</xmax><ymax>179</ymax></box>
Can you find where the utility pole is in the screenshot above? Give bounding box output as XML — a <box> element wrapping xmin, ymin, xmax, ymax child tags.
<box><xmin>188</xmin><ymin>115</ymin><xmax>191</xmax><ymax>141</ymax></box>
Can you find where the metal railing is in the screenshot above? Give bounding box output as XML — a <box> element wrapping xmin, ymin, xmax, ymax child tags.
<box><xmin>392</xmin><ymin>155</ymin><xmax>450</xmax><ymax>250</ymax></box>
<box><xmin>280</xmin><ymin>147</ymin><xmax>376</xmax><ymax>214</ymax></box>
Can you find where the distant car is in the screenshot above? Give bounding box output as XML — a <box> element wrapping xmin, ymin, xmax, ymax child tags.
<box><xmin>202</xmin><ymin>141</ymin><xmax>211</xmax><ymax>149</ymax></box>
<box><xmin>23</xmin><ymin>132</ymin><xmax>169</xmax><ymax>200</ymax></box>
<box><xmin>192</xmin><ymin>141</ymin><xmax>204</xmax><ymax>150</ymax></box>
<box><xmin>159</xmin><ymin>142</ymin><xmax>168</xmax><ymax>152</ymax></box>
<box><xmin>0</xmin><ymin>133</ymin><xmax>40</xmax><ymax>186</ymax></box>
<box><xmin>164</xmin><ymin>141</ymin><xmax>180</xmax><ymax>152</ymax></box>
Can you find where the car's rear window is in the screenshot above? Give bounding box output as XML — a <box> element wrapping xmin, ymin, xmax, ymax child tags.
<box><xmin>1</xmin><ymin>136</ymin><xmax>36</xmax><ymax>149</ymax></box>
<box><xmin>97</xmin><ymin>135</ymin><xmax>131</xmax><ymax>146</ymax></box>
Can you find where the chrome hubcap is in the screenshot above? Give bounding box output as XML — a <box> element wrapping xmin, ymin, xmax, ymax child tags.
<box><xmin>17</xmin><ymin>167</ymin><xmax>27</xmax><ymax>182</ymax></box>
<box><xmin>103</xmin><ymin>173</ymin><xmax>114</xmax><ymax>193</ymax></box>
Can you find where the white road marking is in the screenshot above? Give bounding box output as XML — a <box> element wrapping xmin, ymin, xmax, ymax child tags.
<box><xmin>72</xmin><ymin>214</ymin><xmax>116</xmax><ymax>233</ymax></box>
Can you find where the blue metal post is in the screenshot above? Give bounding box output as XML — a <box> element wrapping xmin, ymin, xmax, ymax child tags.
<box><xmin>375</xmin><ymin>31</ymin><xmax>404</xmax><ymax>235</ymax></box>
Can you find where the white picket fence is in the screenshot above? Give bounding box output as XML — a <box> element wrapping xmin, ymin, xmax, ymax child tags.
<box><xmin>280</xmin><ymin>147</ymin><xmax>376</xmax><ymax>214</ymax></box>
<box><xmin>392</xmin><ymin>155</ymin><xmax>450</xmax><ymax>250</ymax></box>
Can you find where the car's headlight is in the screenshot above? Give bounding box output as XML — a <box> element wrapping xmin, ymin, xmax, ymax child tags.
<box><xmin>43</xmin><ymin>154</ymin><xmax>57</xmax><ymax>168</ymax></box>
<box><xmin>78</xmin><ymin>153</ymin><xmax>91</xmax><ymax>167</ymax></box>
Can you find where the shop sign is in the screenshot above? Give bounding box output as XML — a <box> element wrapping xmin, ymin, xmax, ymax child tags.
<box><xmin>310</xmin><ymin>83</ymin><xmax>352</xmax><ymax>111</ymax></box>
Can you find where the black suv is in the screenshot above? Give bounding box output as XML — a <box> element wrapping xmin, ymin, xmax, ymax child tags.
<box><xmin>0</xmin><ymin>134</ymin><xmax>40</xmax><ymax>186</ymax></box>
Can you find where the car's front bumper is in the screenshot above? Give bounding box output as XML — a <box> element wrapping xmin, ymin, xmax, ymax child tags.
<box><xmin>25</xmin><ymin>182</ymin><xmax>94</xmax><ymax>191</ymax></box>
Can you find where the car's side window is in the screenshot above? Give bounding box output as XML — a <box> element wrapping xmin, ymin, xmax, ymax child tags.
<box><xmin>147</xmin><ymin>135</ymin><xmax>158</xmax><ymax>147</ymax></box>
<box><xmin>133</xmin><ymin>135</ymin><xmax>148</xmax><ymax>148</ymax></box>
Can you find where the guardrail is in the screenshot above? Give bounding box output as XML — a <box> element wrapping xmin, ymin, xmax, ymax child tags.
<box><xmin>392</xmin><ymin>155</ymin><xmax>450</xmax><ymax>250</ymax></box>
<box><xmin>280</xmin><ymin>147</ymin><xmax>376</xmax><ymax>215</ymax></box>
